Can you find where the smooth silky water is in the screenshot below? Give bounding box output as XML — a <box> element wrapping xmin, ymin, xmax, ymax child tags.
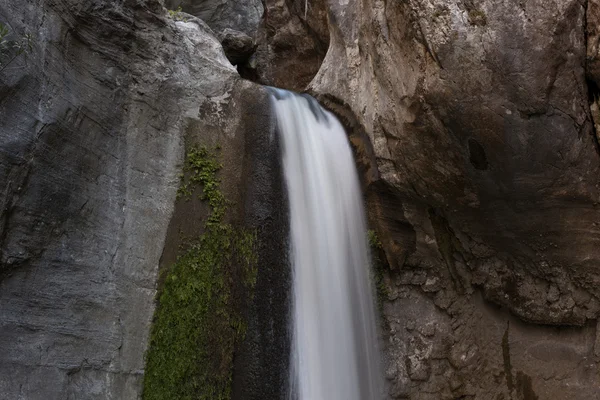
<box><xmin>269</xmin><ymin>89</ymin><xmax>382</xmax><ymax>400</ymax></box>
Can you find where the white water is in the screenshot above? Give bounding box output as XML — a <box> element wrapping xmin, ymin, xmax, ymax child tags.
<box><xmin>270</xmin><ymin>89</ymin><xmax>382</xmax><ymax>400</ymax></box>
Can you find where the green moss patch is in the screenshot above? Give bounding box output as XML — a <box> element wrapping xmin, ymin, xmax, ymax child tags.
<box><xmin>368</xmin><ymin>229</ymin><xmax>389</xmax><ymax>314</ymax></box>
<box><xmin>143</xmin><ymin>146</ymin><xmax>257</xmax><ymax>400</ymax></box>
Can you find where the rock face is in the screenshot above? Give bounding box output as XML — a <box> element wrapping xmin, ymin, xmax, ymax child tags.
<box><xmin>245</xmin><ymin>0</ymin><xmax>329</xmax><ymax>91</ymax></box>
<box><xmin>312</xmin><ymin>0</ymin><xmax>600</xmax><ymax>398</ymax></box>
<box><xmin>220</xmin><ymin>27</ymin><xmax>257</xmax><ymax>65</ymax></box>
<box><xmin>3</xmin><ymin>0</ymin><xmax>600</xmax><ymax>399</ymax></box>
<box><xmin>0</xmin><ymin>1</ymin><xmax>286</xmax><ymax>399</ymax></box>
<box><xmin>163</xmin><ymin>1</ymin><xmax>264</xmax><ymax>66</ymax></box>
<box><xmin>164</xmin><ymin>0</ymin><xmax>264</xmax><ymax>38</ymax></box>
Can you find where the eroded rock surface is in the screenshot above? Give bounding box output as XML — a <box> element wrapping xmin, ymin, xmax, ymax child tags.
<box><xmin>164</xmin><ymin>0</ymin><xmax>264</xmax><ymax>38</ymax></box>
<box><xmin>311</xmin><ymin>0</ymin><xmax>600</xmax><ymax>398</ymax></box>
<box><xmin>0</xmin><ymin>1</ymin><xmax>276</xmax><ymax>398</ymax></box>
<box><xmin>245</xmin><ymin>0</ymin><xmax>329</xmax><ymax>90</ymax></box>
<box><xmin>220</xmin><ymin>27</ymin><xmax>256</xmax><ymax>65</ymax></box>
<box><xmin>3</xmin><ymin>0</ymin><xmax>600</xmax><ymax>398</ymax></box>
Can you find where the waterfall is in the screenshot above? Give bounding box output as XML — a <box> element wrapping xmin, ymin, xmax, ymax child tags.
<box><xmin>269</xmin><ymin>89</ymin><xmax>382</xmax><ymax>400</ymax></box>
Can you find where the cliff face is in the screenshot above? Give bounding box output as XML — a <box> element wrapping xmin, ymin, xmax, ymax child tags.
<box><xmin>164</xmin><ymin>0</ymin><xmax>263</xmax><ymax>37</ymax></box>
<box><xmin>2</xmin><ymin>0</ymin><xmax>600</xmax><ymax>399</ymax></box>
<box><xmin>0</xmin><ymin>1</ymin><xmax>281</xmax><ymax>398</ymax></box>
<box><xmin>311</xmin><ymin>0</ymin><xmax>600</xmax><ymax>398</ymax></box>
<box><xmin>248</xmin><ymin>0</ymin><xmax>329</xmax><ymax>91</ymax></box>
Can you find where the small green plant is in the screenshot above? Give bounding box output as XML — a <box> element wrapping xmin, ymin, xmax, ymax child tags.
<box><xmin>167</xmin><ymin>6</ymin><xmax>188</xmax><ymax>22</ymax></box>
<box><xmin>367</xmin><ymin>229</ymin><xmax>383</xmax><ymax>249</ymax></box>
<box><xmin>177</xmin><ymin>145</ymin><xmax>227</xmax><ymax>224</ymax></box>
<box><xmin>0</xmin><ymin>22</ymin><xmax>33</xmax><ymax>73</ymax></box>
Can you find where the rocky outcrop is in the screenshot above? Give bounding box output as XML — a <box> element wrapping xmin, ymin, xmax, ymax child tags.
<box><xmin>163</xmin><ymin>1</ymin><xmax>263</xmax><ymax>66</ymax></box>
<box><xmin>220</xmin><ymin>27</ymin><xmax>257</xmax><ymax>65</ymax></box>
<box><xmin>0</xmin><ymin>1</ymin><xmax>286</xmax><ymax>399</ymax></box>
<box><xmin>164</xmin><ymin>0</ymin><xmax>263</xmax><ymax>38</ymax></box>
<box><xmin>164</xmin><ymin>0</ymin><xmax>263</xmax><ymax>66</ymax></box>
<box><xmin>311</xmin><ymin>0</ymin><xmax>600</xmax><ymax>398</ymax></box>
<box><xmin>245</xmin><ymin>0</ymin><xmax>329</xmax><ymax>90</ymax></box>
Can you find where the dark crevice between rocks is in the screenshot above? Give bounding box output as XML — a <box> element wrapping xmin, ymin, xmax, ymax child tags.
<box><xmin>367</xmin><ymin>181</ymin><xmax>417</xmax><ymax>275</ymax></box>
<box><xmin>584</xmin><ymin>0</ymin><xmax>600</xmax><ymax>157</ymax></box>
<box><xmin>428</xmin><ymin>208</ymin><xmax>472</xmax><ymax>295</ymax></box>
<box><xmin>284</xmin><ymin>0</ymin><xmax>330</xmax><ymax>52</ymax></box>
<box><xmin>367</xmin><ymin>229</ymin><xmax>391</xmax><ymax>322</ymax></box>
<box><xmin>468</xmin><ymin>138</ymin><xmax>489</xmax><ymax>170</ymax></box>
<box><xmin>502</xmin><ymin>322</ymin><xmax>514</xmax><ymax>399</ymax></box>
<box><xmin>585</xmin><ymin>77</ymin><xmax>600</xmax><ymax>156</ymax></box>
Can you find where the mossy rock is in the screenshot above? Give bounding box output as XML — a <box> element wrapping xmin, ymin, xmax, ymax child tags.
<box><xmin>143</xmin><ymin>146</ymin><xmax>257</xmax><ymax>400</ymax></box>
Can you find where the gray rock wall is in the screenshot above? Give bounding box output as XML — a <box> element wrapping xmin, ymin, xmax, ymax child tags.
<box><xmin>0</xmin><ymin>1</ymin><xmax>254</xmax><ymax>398</ymax></box>
<box><xmin>164</xmin><ymin>0</ymin><xmax>264</xmax><ymax>38</ymax></box>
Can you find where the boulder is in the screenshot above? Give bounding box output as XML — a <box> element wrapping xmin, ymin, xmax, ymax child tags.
<box><xmin>164</xmin><ymin>0</ymin><xmax>264</xmax><ymax>38</ymax></box>
<box><xmin>220</xmin><ymin>28</ymin><xmax>256</xmax><ymax>65</ymax></box>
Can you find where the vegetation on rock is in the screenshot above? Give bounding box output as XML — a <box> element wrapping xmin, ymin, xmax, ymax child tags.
<box><xmin>143</xmin><ymin>145</ymin><xmax>257</xmax><ymax>400</ymax></box>
<box><xmin>167</xmin><ymin>6</ymin><xmax>187</xmax><ymax>22</ymax></box>
<box><xmin>368</xmin><ymin>229</ymin><xmax>388</xmax><ymax>314</ymax></box>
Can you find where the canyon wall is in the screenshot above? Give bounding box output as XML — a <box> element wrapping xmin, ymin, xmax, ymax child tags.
<box><xmin>0</xmin><ymin>1</ymin><xmax>282</xmax><ymax>398</ymax></box>
<box><xmin>309</xmin><ymin>0</ymin><xmax>600</xmax><ymax>398</ymax></box>
<box><xmin>2</xmin><ymin>0</ymin><xmax>600</xmax><ymax>399</ymax></box>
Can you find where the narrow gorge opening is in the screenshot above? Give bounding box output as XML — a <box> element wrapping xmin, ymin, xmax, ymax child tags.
<box><xmin>270</xmin><ymin>88</ymin><xmax>383</xmax><ymax>400</ymax></box>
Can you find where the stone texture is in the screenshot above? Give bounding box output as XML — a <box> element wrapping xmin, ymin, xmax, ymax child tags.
<box><xmin>164</xmin><ymin>0</ymin><xmax>264</xmax><ymax>38</ymax></box>
<box><xmin>243</xmin><ymin>0</ymin><xmax>329</xmax><ymax>91</ymax></box>
<box><xmin>311</xmin><ymin>0</ymin><xmax>600</xmax><ymax>398</ymax></box>
<box><xmin>232</xmin><ymin>94</ymin><xmax>291</xmax><ymax>400</ymax></box>
<box><xmin>587</xmin><ymin>0</ymin><xmax>600</xmax><ymax>151</ymax></box>
<box><xmin>153</xmin><ymin>83</ymin><xmax>291</xmax><ymax>400</ymax></box>
<box><xmin>220</xmin><ymin>28</ymin><xmax>256</xmax><ymax>65</ymax></box>
<box><xmin>3</xmin><ymin>0</ymin><xmax>600</xmax><ymax>398</ymax></box>
<box><xmin>587</xmin><ymin>0</ymin><xmax>600</xmax><ymax>86</ymax></box>
<box><xmin>0</xmin><ymin>1</ymin><xmax>275</xmax><ymax>398</ymax></box>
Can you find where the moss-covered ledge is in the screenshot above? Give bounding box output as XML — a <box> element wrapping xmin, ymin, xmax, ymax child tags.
<box><xmin>143</xmin><ymin>145</ymin><xmax>257</xmax><ymax>400</ymax></box>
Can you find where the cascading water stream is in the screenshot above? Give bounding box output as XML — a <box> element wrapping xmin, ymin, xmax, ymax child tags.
<box><xmin>269</xmin><ymin>89</ymin><xmax>382</xmax><ymax>400</ymax></box>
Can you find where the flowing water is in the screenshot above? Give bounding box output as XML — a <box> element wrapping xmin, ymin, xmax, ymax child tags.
<box><xmin>269</xmin><ymin>89</ymin><xmax>382</xmax><ymax>400</ymax></box>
